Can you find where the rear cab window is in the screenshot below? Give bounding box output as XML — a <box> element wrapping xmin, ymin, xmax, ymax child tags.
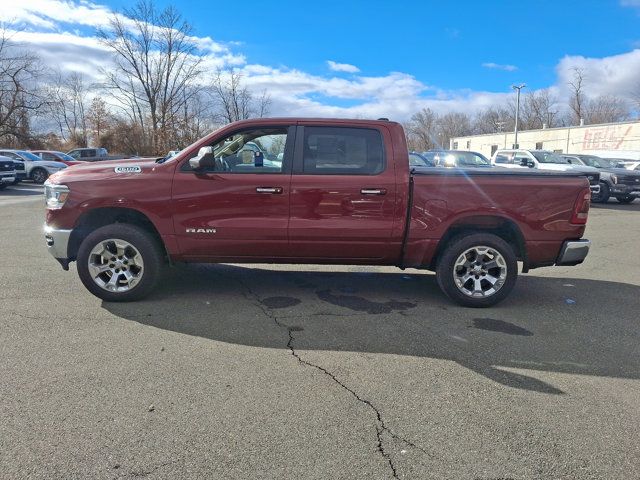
<box><xmin>300</xmin><ymin>126</ymin><xmax>384</xmax><ymax>175</ymax></box>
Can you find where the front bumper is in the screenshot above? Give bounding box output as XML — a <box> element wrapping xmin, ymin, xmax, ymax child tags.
<box><xmin>44</xmin><ymin>224</ymin><xmax>72</xmax><ymax>270</ymax></box>
<box><xmin>589</xmin><ymin>184</ymin><xmax>600</xmax><ymax>195</ymax></box>
<box><xmin>1</xmin><ymin>174</ymin><xmax>16</xmax><ymax>184</ymax></box>
<box><xmin>610</xmin><ymin>184</ymin><xmax>640</xmax><ymax>197</ymax></box>
<box><xmin>556</xmin><ymin>239</ymin><xmax>590</xmax><ymax>266</ymax></box>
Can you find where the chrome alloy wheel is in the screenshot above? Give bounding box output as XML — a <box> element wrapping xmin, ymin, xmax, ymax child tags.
<box><xmin>87</xmin><ymin>238</ymin><xmax>144</xmax><ymax>292</ymax></box>
<box><xmin>452</xmin><ymin>246</ymin><xmax>507</xmax><ymax>298</ymax></box>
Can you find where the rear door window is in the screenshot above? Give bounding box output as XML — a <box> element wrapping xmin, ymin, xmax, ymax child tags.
<box><xmin>301</xmin><ymin>127</ymin><xmax>384</xmax><ymax>175</ymax></box>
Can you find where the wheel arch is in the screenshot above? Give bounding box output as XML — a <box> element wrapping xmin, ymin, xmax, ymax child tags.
<box><xmin>68</xmin><ymin>207</ymin><xmax>168</xmax><ymax>262</ymax></box>
<box><xmin>430</xmin><ymin>215</ymin><xmax>527</xmax><ymax>271</ymax></box>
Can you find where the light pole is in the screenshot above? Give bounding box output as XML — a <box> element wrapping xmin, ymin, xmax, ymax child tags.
<box><xmin>512</xmin><ymin>83</ymin><xmax>526</xmax><ymax>148</ymax></box>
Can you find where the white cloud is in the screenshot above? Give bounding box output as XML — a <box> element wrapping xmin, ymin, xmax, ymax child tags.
<box><xmin>556</xmin><ymin>50</ymin><xmax>640</xmax><ymax>101</ymax></box>
<box><xmin>482</xmin><ymin>62</ymin><xmax>518</xmax><ymax>72</ymax></box>
<box><xmin>3</xmin><ymin>0</ymin><xmax>639</xmax><ymax>125</ymax></box>
<box><xmin>327</xmin><ymin>60</ymin><xmax>360</xmax><ymax>73</ymax></box>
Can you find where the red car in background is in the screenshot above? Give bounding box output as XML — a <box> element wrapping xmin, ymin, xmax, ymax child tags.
<box><xmin>31</xmin><ymin>150</ymin><xmax>81</xmax><ymax>166</ymax></box>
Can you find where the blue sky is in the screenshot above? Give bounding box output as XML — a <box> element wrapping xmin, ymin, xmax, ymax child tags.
<box><xmin>3</xmin><ymin>0</ymin><xmax>640</xmax><ymax>119</ymax></box>
<box><xmin>106</xmin><ymin>0</ymin><xmax>640</xmax><ymax>92</ymax></box>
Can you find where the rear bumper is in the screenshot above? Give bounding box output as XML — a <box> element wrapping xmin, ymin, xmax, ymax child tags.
<box><xmin>44</xmin><ymin>224</ymin><xmax>72</xmax><ymax>270</ymax></box>
<box><xmin>556</xmin><ymin>239</ymin><xmax>590</xmax><ymax>266</ymax></box>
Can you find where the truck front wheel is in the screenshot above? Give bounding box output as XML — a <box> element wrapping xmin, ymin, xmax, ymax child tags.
<box><xmin>592</xmin><ymin>182</ymin><xmax>609</xmax><ymax>203</ymax></box>
<box><xmin>436</xmin><ymin>233</ymin><xmax>518</xmax><ymax>308</ymax></box>
<box><xmin>77</xmin><ymin>224</ymin><xmax>163</xmax><ymax>302</ymax></box>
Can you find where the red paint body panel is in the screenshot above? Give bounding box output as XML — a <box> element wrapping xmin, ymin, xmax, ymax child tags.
<box><xmin>45</xmin><ymin>118</ymin><xmax>590</xmax><ymax>270</ymax></box>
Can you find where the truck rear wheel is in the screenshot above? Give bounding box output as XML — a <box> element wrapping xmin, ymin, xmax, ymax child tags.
<box><xmin>77</xmin><ymin>224</ymin><xmax>163</xmax><ymax>302</ymax></box>
<box><xmin>436</xmin><ymin>233</ymin><xmax>518</xmax><ymax>308</ymax></box>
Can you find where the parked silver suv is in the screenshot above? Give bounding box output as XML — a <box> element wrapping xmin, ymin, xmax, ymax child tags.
<box><xmin>0</xmin><ymin>150</ymin><xmax>67</xmax><ymax>184</ymax></box>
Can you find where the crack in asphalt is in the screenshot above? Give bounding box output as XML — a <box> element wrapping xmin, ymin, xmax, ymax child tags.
<box><xmin>233</xmin><ymin>274</ymin><xmax>433</xmax><ymax>478</ymax></box>
<box><xmin>112</xmin><ymin>459</ymin><xmax>180</xmax><ymax>479</ymax></box>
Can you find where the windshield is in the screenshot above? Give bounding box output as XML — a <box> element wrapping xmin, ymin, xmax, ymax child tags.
<box><xmin>409</xmin><ymin>153</ymin><xmax>429</xmax><ymax>167</ymax></box>
<box><xmin>17</xmin><ymin>151</ymin><xmax>42</xmax><ymax>161</ymax></box>
<box><xmin>55</xmin><ymin>152</ymin><xmax>76</xmax><ymax>162</ymax></box>
<box><xmin>579</xmin><ymin>156</ymin><xmax>614</xmax><ymax>168</ymax></box>
<box><xmin>532</xmin><ymin>151</ymin><xmax>571</xmax><ymax>164</ymax></box>
<box><xmin>449</xmin><ymin>151</ymin><xmax>490</xmax><ymax>167</ymax></box>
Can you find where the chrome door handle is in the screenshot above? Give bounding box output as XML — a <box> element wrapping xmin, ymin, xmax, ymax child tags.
<box><xmin>256</xmin><ymin>187</ymin><xmax>283</xmax><ymax>194</ymax></box>
<box><xmin>360</xmin><ymin>188</ymin><xmax>387</xmax><ymax>195</ymax></box>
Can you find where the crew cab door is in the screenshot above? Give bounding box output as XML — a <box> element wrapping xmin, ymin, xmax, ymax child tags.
<box><xmin>171</xmin><ymin>125</ymin><xmax>295</xmax><ymax>259</ymax></box>
<box><xmin>288</xmin><ymin>123</ymin><xmax>399</xmax><ymax>261</ymax></box>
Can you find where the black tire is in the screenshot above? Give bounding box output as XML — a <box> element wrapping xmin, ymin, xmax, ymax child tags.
<box><xmin>615</xmin><ymin>195</ymin><xmax>635</xmax><ymax>204</ymax></box>
<box><xmin>436</xmin><ymin>233</ymin><xmax>518</xmax><ymax>308</ymax></box>
<box><xmin>592</xmin><ymin>182</ymin><xmax>609</xmax><ymax>203</ymax></box>
<box><xmin>30</xmin><ymin>168</ymin><xmax>49</xmax><ymax>184</ymax></box>
<box><xmin>12</xmin><ymin>178</ymin><xmax>20</xmax><ymax>185</ymax></box>
<box><xmin>77</xmin><ymin>224</ymin><xmax>164</xmax><ymax>302</ymax></box>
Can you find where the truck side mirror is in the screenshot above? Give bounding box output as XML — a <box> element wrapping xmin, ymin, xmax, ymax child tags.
<box><xmin>189</xmin><ymin>146</ymin><xmax>214</xmax><ymax>170</ymax></box>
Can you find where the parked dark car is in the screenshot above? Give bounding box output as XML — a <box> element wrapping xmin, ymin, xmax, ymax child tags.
<box><xmin>66</xmin><ymin>147</ymin><xmax>126</xmax><ymax>162</ymax></box>
<box><xmin>409</xmin><ymin>152</ymin><xmax>434</xmax><ymax>167</ymax></box>
<box><xmin>0</xmin><ymin>155</ymin><xmax>17</xmax><ymax>189</ymax></box>
<box><xmin>564</xmin><ymin>154</ymin><xmax>640</xmax><ymax>204</ymax></box>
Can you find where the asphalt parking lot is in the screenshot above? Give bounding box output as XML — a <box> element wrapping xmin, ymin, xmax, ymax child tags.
<box><xmin>1</xmin><ymin>185</ymin><xmax>639</xmax><ymax>479</ymax></box>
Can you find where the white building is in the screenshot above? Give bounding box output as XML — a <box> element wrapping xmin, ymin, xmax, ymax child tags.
<box><xmin>451</xmin><ymin>120</ymin><xmax>640</xmax><ymax>160</ymax></box>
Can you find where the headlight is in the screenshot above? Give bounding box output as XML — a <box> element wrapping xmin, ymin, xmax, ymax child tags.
<box><xmin>44</xmin><ymin>183</ymin><xmax>70</xmax><ymax>210</ymax></box>
<box><xmin>611</xmin><ymin>174</ymin><xmax>618</xmax><ymax>184</ymax></box>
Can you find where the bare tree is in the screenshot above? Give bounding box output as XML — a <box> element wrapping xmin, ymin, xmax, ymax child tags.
<box><xmin>473</xmin><ymin>106</ymin><xmax>513</xmax><ymax>134</ymax></box>
<box><xmin>568</xmin><ymin>67</ymin><xmax>586</xmax><ymax>125</ymax></box>
<box><xmin>98</xmin><ymin>0</ymin><xmax>203</xmax><ymax>154</ymax></box>
<box><xmin>436</xmin><ymin>112</ymin><xmax>472</xmax><ymax>148</ymax></box>
<box><xmin>405</xmin><ymin>108</ymin><xmax>438</xmax><ymax>151</ymax></box>
<box><xmin>46</xmin><ymin>72</ymin><xmax>90</xmax><ymax>146</ymax></box>
<box><xmin>86</xmin><ymin>96</ymin><xmax>112</xmax><ymax>145</ymax></box>
<box><xmin>0</xmin><ymin>29</ymin><xmax>45</xmax><ymax>145</ymax></box>
<box><xmin>208</xmin><ymin>69</ymin><xmax>271</xmax><ymax>124</ymax></box>
<box><xmin>583</xmin><ymin>95</ymin><xmax>630</xmax><ymax>125</ymax></box>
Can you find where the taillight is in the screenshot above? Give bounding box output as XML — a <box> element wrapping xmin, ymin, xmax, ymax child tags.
<box><xmin>570</xmin><ymin>188</ymin><xmax>591</xmax><ymax>224</ymax></box>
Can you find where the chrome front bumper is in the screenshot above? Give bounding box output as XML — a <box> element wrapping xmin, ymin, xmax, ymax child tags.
<box><xmin>1</xmin><ymin>174</ymin><xmax>15</xmax><ymax>184</ymax></box>
<box><xmin>556</xmin><ymin>239</ymin><xmax>590</xmax><ymax>266</ymax></box>
<box><xmin>589</xmin><ymin>184</ymin><xmax>600</xmax><ymax>195</ymax></box>
<box><xmin>44</xmin><ymin>224</ymin><xmax>72</xmax><ymax>267</ymax></box>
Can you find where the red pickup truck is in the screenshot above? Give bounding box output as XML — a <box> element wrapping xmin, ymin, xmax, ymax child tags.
<box><xmin>43</xmin><ymin>118</ymin><xmax>591</xmax><ymax>307</ymax></box>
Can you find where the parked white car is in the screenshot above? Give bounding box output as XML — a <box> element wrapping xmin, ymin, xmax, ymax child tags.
<box><xmin>0</xmin><ymin>149</ymin><xmax>67</xmax><ymax>184</ymax></box>
<box><xmin>622</xmin><ymin>161</ymin><xmax>640</xmax><ymax>171</ymax></box>
<box><xmin>491</xmin><ymin>149</ymin><xmax>601</xmax><ymax>194</ymax></box>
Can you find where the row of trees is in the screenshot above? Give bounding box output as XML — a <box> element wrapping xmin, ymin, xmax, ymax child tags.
<box><xmin>0</xmin><ymin>1</ymin><xmax>270</xmax><ymax>155</ymax></box>
<box><xmin>1</xmin><ymin>0</ymin><xmax>639</xmax><ymax>155</ymax></box>
<box><xmin>406</xmin><ymin>68</ymin><xmax>637</xmax><ymax>151</ymax></box>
